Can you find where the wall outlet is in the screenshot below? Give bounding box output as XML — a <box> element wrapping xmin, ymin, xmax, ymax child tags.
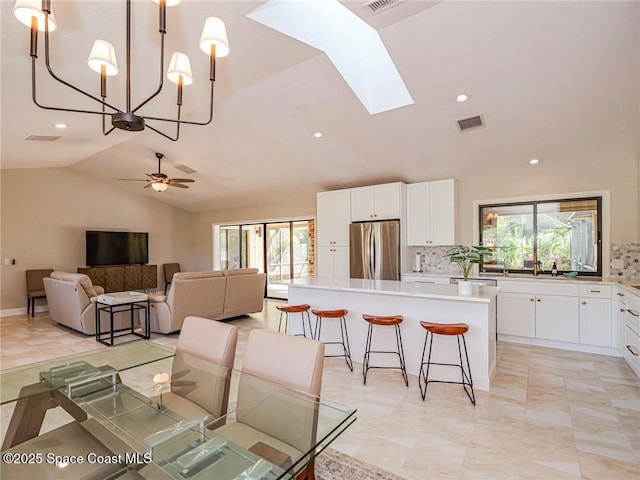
<box><xmin>611</xmin><ymin>258</ymin><xmax>624</xmax><ymax>269</ymax></box>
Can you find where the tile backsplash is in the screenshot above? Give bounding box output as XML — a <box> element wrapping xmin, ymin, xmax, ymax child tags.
<box><xmin>403</xmin><ymin>246</ymin><xmax>461</xmax><ymax>276</ymax></box>
<box><xmin>610</xmin><ymin>242</ymin><xmax>640</xmax><ymax>279</ymax></box>
<box><xmin>405</xmin><ymin>243</ymin><xmax>640</xmax><ymax>279</ymax></box>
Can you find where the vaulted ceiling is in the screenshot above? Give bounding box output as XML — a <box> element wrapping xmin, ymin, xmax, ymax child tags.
<box><xmin>1</xmin><ymin>1</ymin><xmax>638</xmax><ymax>212</ymax></box>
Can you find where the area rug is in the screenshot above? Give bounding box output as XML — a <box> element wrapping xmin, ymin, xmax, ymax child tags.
<box><xmin>315</xmin><ymin>448</ymin><xmax>407</xmax><ymax>480</ymax></box>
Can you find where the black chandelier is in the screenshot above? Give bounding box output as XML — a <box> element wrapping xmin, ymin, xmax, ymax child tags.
<box><xmin>13</xmin><ymin>0</ymin><xmax>229</xmax><ymax>141</ymax></box>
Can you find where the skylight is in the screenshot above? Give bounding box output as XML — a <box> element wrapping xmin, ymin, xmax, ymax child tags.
<box><xmin>247</xmin><ymin>0</ymin><xmax>414</xmax><ymax>115</ymax></box>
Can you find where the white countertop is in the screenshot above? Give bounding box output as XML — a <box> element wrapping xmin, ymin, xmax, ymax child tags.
<box><xmin>287</xmin><ymin>277</ymin><xmax>499</xmax><ymax>303</ymax></box>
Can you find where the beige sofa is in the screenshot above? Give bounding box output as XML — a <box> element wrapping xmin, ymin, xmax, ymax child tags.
<box><xmin>43</xmin><ymin>271</ymin><xmax>132</xmax><ymax>335</ymax></box>
<box><xmin>148</xmin><ymin>269</ymin><xmax>266</xmax><ymax>334</ymax></box>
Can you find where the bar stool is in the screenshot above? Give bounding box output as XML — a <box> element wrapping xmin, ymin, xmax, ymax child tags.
<box><xmin>362</xmin><ymin>314</ymin><xmax>408</xmax><ymax>386</ymax></box>
<box><xmin>418</xmin><ymin>321</ymin><xmax>475</xmax><ymax>405</ymax></box>
<box><xmin>276</xmin><ymin>304</ymin><xmax>313</xmax><ymax>338</ymax></box>
<box><xmin>312</xmin><ymin>309</ymin><xmax>353</xmax><ymax>371</ymax></box>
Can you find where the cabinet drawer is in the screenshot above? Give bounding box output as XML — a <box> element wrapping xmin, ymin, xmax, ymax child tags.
<box><xmin>579</xmin><ymin>284</ymin><xmax>611</xmax><ymax>299</ymax></box>
<box><xmin>498</xmin><ymin>280</ymin><xmax>579</xmax><ymax>296</ymax></box>
<box><xmin>623</xmin><ymin>324</ymin><xmax>640</xmax><ymax>379</ymax></box>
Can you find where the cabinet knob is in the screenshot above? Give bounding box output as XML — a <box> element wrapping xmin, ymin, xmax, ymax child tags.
<box><xmin>620</xmin><ymin>308</ymin><xmax>626</xmax><ymax>312</ymax></box>
<box><xmin>537</xmin><ymin>298</ymin><xmax>541</xmax><ymax>302</ymax></box>
<box><xmin>530</xmin><ymin>298</ymin><xmax>534</xmax><ymax>302</ymax></box>
<box><xmin>581</xmin><ymin>301</ymin><xmax>587</xmax><ymax>305</ymax></box>
<box><xmin>617</xmin><ymin>292</ymin><xmax>625</xmax><ymax>297</ymax></box>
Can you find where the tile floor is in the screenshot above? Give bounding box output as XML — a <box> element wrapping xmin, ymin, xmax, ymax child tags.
<box><xmin>1</xmin><ymin>301</ymin><xmax>639</xmax><ymax>479</ymax></box>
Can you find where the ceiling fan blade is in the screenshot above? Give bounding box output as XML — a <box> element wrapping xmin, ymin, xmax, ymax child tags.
<box><xmin>169</xmin><ymin>183</ymin><xmax>189</xmax><ymax>189</ymax></box>
<box><xmin>117</xmin><ymin>178</ymin><xmax>147</xmax><ymax>182</ymax></box>
<box><xmin>168</xmin><ymin>178</ymin><xmax>195</xmax><ymax>183</ymax></box>
<box><xmin>144</xmin><ymin>183</ymin><xmax>153</xmax><ymax>189</ymax></box>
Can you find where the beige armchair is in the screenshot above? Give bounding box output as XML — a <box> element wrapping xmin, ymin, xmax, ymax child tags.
<box><xmin>213</xmin><ymin>329</ymin><xmax>324</xmax><ymax>476</ymax></box>
<box><xmin>148</xmin><ymin>269</ymin><xmax>266</xmax><ymax>334</ymax></box>
<box><xmin>149</xmin><ymin>271</ymin><xmax>227</xmax><ymax>334</ymax></box>
<box><xmin>43</xmin><ymin>271</ymin><xmax>131</xmax><ymax>335</ymax></box>
<box><xmin>222</xmin><ymin>268</ymin><xmax>266</xmax><ymax>318</ymax></box>
<box><xmin>157</xmin><ymin>316</ymin><xmax>238</xmax><ymax>422</ymax></box>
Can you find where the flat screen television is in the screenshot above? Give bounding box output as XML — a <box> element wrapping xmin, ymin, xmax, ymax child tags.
<box><xmin>86</xmin><ymin>231</ymin><xmax>149</xmax><ymax>267</ymax></box>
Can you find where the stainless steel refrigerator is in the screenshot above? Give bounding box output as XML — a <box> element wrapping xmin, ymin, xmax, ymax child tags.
<box><xmin>349</xmin><ymin>220</ymin><xmax>400</xmax><ymax>280</ymax></box>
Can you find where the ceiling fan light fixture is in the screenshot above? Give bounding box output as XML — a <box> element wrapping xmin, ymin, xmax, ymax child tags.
<box><xmin>167</xmin><ymin>52</ymin><xmax>193</xmax><ymax>85</ymax></box>
<box><xmin>151</xmin><ymin>182</ymin><xmax>169</xmax><ymax>192</ymax></box>
<box><xmin>199</xmin><ymin>17</ymin><xmax>229</xmax><ymax>57</ymax></box>
<box><xmin>88</xmin><ymin>40</ymin><xmax>119</xmax><ymax>76</ymax></box>
<box><xmin>13</xmin><ymin>0</ymin><xmax>56</xmax><ymax>31</ymax></box>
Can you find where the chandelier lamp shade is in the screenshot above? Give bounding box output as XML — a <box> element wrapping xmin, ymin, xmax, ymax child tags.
<box><xmin>13</xmin><ymin>0</ymin><xmax>230</xmax><ymax>141</ymax></box>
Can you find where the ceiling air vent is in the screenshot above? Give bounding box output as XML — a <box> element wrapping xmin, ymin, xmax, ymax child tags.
<box><xmin>25</xmin><ymin>135</ymin><xmax>61</xmax><ymax>141</ymax></box>
<box><xmin>362</xmin><ymin>0</ymin><xmax>407</xmax><ymax>15</ymax></box>
<box><xmin>456</xmin><ymin>115</ymin><xmax>486</xmax><ymax>133</ymax></box>
<box><xmin>174</xmin><ymin>164</ymin><xmax>198</xmax><ymax>174</ymax></box>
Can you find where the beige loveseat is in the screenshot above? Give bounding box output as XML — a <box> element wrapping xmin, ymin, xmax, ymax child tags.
<box><xmin>43</xmin><ymin>271</ymin><xmax>132</xmax><ymax>335</ymax></box>
<box><xmin>148</xmin><ymin>269</ymin><xmax>266</xmax><ymax>334</ymax></box>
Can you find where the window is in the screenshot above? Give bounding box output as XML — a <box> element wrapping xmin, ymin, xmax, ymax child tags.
<box><xmin>216</xmin><ymin>219</ymin><xmax>315</xmax><ymax>299</ymax></box>
<box><xmin>479</xmin><ymin>197</ymin><xmax>602</xmax><ymax>276</ymax></box>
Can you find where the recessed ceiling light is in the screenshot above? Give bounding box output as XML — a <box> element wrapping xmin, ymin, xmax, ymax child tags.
<box><xmin>455</xmin><ymin>93</ymin><xmax>469</xmax><ymax>103</ymax></box>
<box><xmin>528</xmin><ymin>158</ymin><xmax>541</xmax><ymax>165</ymax></box>
<box><xmin>52</xmin><ymin>122</ymin><xmax>67</xmax><ymax>129</ymax></box>
<box><xmin>314</xmin><ymin>132</ymin><xmax>322</xmax><ymax>138</ymax></box>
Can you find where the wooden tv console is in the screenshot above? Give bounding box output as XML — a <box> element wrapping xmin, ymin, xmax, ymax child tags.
<box><xmin>78</xmin><ymin>265</ymin><xmax>157</xmax><ymax>293</ymax></box>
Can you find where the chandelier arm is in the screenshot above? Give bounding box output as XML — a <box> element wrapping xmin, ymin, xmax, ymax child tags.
<box><xmin>41</xmin><ymin>11</ymin><xmax>121</xmax><ymax>114</ymax></box>
<box><xmin>145</xmin><ymin>123</ymin><xmax>180</xmax><ymax>142</ymax></box>
<box><xmin>131</xmin><ymin>33</ymin><xmax>166</xmax><ymax>114</ymax></box>
<box><xmin>139</xmin><ymin>80</ymin><xmax>215</xmax><ymax>126</ymax></box>
<box><xmin>31</xmin><ymin>57</ymin><xmax>117</xmax><ymax>116</ymax></box>
<box><xmin>132</xmin><ymin>0</ymin><xmax>167</xmax><ymax>114</ymax></box>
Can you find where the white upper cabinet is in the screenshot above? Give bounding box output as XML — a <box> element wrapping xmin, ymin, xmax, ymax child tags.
<box><xmin>317</xmin><ymin>189</ymin><xmax>351</xmax><ymax>247</ymax></box>
<box><xmin>350</xmin><ymin>183</ymin><xmax>403</xmax><ymax>222</ymax></box>
<box><xmin>407</xmin><ymin>179</ymin><xmax>456</xmax><ymax>246</ymax></box>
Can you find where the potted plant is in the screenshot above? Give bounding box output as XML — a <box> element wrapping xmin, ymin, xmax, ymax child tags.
<box><xmin>444</xmin><ymin>245</ymin><xmax>494</xmax><ymax>294</ymax></box>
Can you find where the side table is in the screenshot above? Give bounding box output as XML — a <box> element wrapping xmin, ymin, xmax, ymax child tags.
<box><xmin>95</xmin><ymin>292</ymin><xmax>150</xmax><ymax>346</ymax></box>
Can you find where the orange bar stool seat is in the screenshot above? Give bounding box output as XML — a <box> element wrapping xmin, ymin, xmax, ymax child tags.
<box><xmin>362</xmin><ymin>314</ymin><xmax>408</xmax><ymax>386</ymax></box>
<box><xmin>312</xmin><ymin>309</ymin><xmax>352</xmax><ymax>371</ymax></box>
<box><xmin>418</xmin><ymin>321</ymin><xmax>475</xmax><ymax>405</ymax></box>
<box><xmin>276</xmin><ymin>304</ymin><xmax>313</xmax><ymax>338</ymax></box>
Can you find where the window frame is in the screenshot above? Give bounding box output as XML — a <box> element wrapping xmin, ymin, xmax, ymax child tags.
<box><xmin>478</xmin><ymin>196</ymin><xmax>603</xmax><ymax>277</ymax></box>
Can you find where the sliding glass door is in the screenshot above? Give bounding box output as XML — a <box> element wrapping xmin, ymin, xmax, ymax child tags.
<box><xmin>217</xmin><ymin>219</ymin><xmax>314</xmax><ymax>299</ymax></box>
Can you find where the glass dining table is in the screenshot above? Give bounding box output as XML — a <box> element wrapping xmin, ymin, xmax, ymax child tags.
<box><xmin>0</xmin><ymin>341</ymin><xmax>357</xmax><ymax>480</ymax></box>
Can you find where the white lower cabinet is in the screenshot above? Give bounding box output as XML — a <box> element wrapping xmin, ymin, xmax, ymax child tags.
<box><xmin>579</xmin><ymin>297</ymin><xmax>612</xmax><ymax>347</ymax></box>
<box><xmin>317</xmin><ymin>246</ymin><xmax>349</xmax><ymax>279</ymax></box>
<box><xmin>497</xmin><ymin>293</ymin><xmax>535</xmax><ymax>337</ymax></box>
<box><xmin>497</xmin><ymin>292</ymin><xmax>579</xmax><ymax>342</ymax></box>
<box><xmin>623</xmin><ymin>324</ymin><xmax>640</xmax><ymax>378</ymax></box>
<box><xmin>496</xmin><ymin>280</ymin><xmax>619</xmax><ymax>351</ymax></box>
<box><xmin>535</xmin><ymin>295</ymin><xmax>579</xmax><ymax>343</ymax></box>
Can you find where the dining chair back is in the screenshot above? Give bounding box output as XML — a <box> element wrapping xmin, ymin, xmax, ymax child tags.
<box><xmin>25</xmin><ymin>269</ymin><xmax>53</xmax><ymax>317</ymax></box>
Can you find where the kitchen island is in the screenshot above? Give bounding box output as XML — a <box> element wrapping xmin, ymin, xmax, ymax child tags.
<box><xmin>288</xmin><ymin>278</ymin><xmax>499</xmax><ymax>392</ymax></box>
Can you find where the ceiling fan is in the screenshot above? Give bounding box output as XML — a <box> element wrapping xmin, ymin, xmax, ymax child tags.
<box><xmin>118</xmin><ymin>153</ymin><xmax>194</xmax><ymax>192</ymax></box>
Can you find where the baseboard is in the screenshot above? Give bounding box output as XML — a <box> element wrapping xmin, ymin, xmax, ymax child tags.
<box><xmin>498</xmin><ymin>334</ymin><xmax>622</xmax><ymax>357</ymax></box>
<box><xmin>0</xmin><ymin>305</ymin><xmax>49</xmax><ymax>318</ymax></box>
